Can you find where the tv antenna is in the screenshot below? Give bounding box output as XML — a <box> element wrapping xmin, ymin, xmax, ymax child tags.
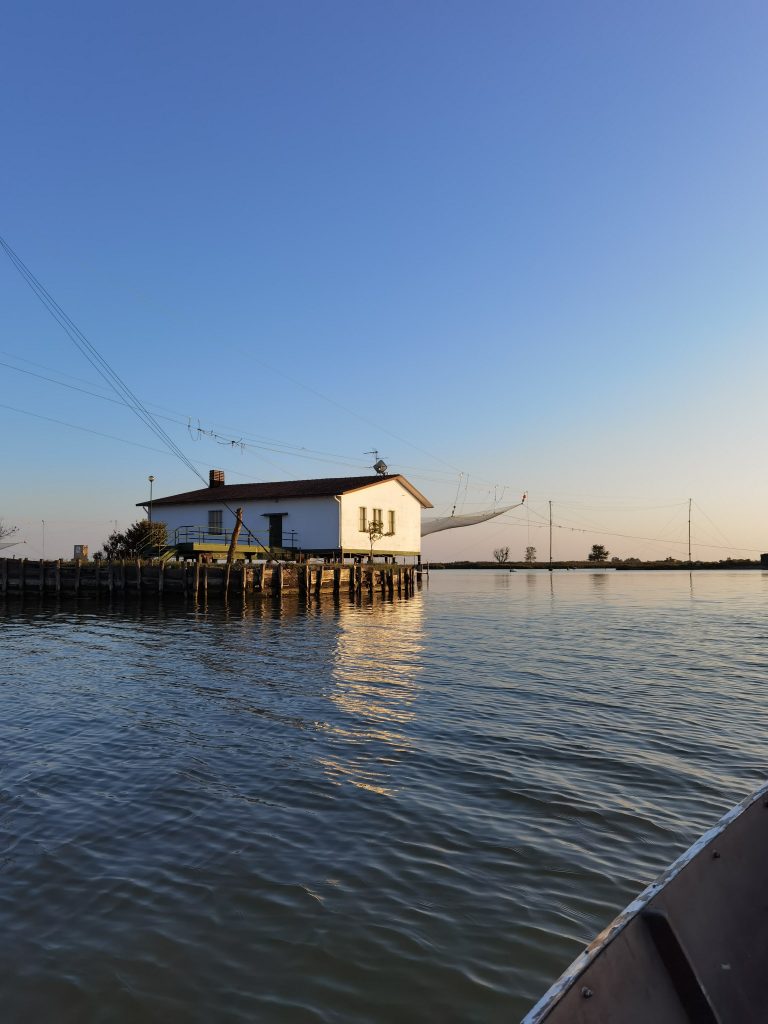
<box><xmin>365</xmin><ymin>450</ymin><xmax>389</xmax><ymax>476</ymax></box>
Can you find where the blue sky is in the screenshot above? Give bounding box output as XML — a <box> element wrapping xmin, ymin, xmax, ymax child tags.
<box><xmin>2</xmin><ymin>1</ymin><xmax>767</xmax><ymax>560</ymax></box>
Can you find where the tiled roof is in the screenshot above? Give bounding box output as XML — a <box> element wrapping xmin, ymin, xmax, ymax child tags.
<box><xmin>140</xmin><ymin>475</ymin><xmax>433</xmax><ymax>508</ymax></box>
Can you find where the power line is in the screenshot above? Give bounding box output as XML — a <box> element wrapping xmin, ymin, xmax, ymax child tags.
<box><xmin>0</xmin><ymin>350</ymin><xmax>467</xmax><ymax>481</ymax></box>
<box><xmin>0</xmin><ymin>401</ymin><xmax>179</xmax><ymax>455</ymax></box>
<box><xmin>490</xmin><ymin>511</ymin><xmax>762</xmax><ymax>554</ymax></box>
<box><xmin>1</xmin><ymin>396</ymin><xmax>759</xmax><ymax>557</ymax></box>
<box><xmin>693</xmin><ymin>500</ymin><xmax>735</xmax><ymax>548</ymax></box>
<box><xmin>0</xmin><ymin>401</ymin><xmax>308</xmax><ymax>488</ymax></box>
<box><xmin>0</xmin><ymin>239</ymin><xmax>320</xmax><ymax>555</ymax></box>
<box><xmin>0</xmin><ymin>235</ymin><xmax>206</xmax><ymax>484</ymax></box>
<box><xmin>0</xmin><ymin>244</ymin><xmax>747</xmax><ymax>555</ymax></box>
<box><xmin>225</xmin><ymin>347</ymin><xmax>466</xmax><ymax>476</ymax></box>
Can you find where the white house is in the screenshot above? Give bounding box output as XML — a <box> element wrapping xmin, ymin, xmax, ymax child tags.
<box><xmin>140</xmin><ymin>470</ymin><xmax>432</xmax><ymax>562</ymax></box>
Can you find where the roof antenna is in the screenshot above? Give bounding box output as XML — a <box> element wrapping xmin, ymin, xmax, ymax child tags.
<box><xmin>365</xmin><ymin>450</ymin><xmax>388</xmax><ymax>476</ymax></box>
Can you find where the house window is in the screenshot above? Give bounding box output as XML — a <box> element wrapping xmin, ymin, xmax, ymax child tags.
<box><xmin>388</xmin><ymin>510</ymin><xmax>395</xmax><ymax>535</ymax></box>
<box><xmin>208</xmin><ymin>510</ymin><xmax>223</xmax><ymax>535</ymax></box>
<box><xmin>373</xmin><ymin>508</ymin><xmax>383</xmax><ymax>528</ymax></box>
<box><xmin>359</xmin><ymin>507</ymin><xmax>367</xmax><ymax>531</ymax></box>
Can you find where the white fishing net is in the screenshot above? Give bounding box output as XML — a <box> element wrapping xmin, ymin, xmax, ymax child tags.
<box><xmin>421</xmin><ymin>505</ymin><xmax>519</xmax><ymax>536</ymax></box>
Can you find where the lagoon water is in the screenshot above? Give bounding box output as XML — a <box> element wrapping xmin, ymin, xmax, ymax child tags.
<box><xmin>2</xmin><ymin>570</ymin><xmax>767</xmax><ymax>1022</ymax></box>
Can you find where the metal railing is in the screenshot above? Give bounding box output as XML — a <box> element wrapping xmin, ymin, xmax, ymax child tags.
<box><xmin>172</xmin><ymin>526</ymin><xmax>298</xmax><ymax>551</ymax></box>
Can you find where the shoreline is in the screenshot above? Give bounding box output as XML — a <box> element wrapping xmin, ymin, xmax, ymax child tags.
<box><xmin>430</xmin><ymin>560</ymin><xmax>763</xmax><ymax>571</ymax></box>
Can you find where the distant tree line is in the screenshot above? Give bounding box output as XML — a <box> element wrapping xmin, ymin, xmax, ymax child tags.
<box><xmin>482</xmin><ymin>543</ymin><xmax>717</xmax><ymax>565</ymax></box>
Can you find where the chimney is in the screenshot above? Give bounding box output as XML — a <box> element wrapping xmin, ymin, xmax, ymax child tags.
<box><xmin>209</xmin><ymin>469</ymin><xmax>225</xmax><ymax>488</ymax></box>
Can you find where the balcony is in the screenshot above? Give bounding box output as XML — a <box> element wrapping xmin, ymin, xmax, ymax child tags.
<box><xmin>170</xmin><ymin>526</ymin><xmax>299</xmax><ymax>560</ymax></box>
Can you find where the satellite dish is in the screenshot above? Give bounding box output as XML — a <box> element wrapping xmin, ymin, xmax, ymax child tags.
<box><xmin>373</xmin><ymin>459</ymin><xmax>388</xmax><ymax>476</ymax></box>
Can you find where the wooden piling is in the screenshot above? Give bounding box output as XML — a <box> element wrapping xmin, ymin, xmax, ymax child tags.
<box><xmin>226</xmin><ymin>507</ymin><xmax>244</xmax><ymax>566</ymax></box>
<box><xmin>0</xmin><ymin>557</ymin><xmax>419</xmax><ymax>602</ymax></box>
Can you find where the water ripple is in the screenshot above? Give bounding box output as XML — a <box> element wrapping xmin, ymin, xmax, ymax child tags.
<box><xmin>1</xmin><ymin>571</ymin><xmax>766</xmax><ymax>1021</ymax></box>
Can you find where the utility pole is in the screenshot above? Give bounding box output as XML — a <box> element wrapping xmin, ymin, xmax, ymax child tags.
<box><xmin>41</xmin><ymin>520</ymin><xmax>45</xmax><ymax>559</ymax></box>
<box><xmin>549</xmin><ymin>500</ymin><xmax>553</xmax><ymax>570</ymax></box>
<box><xmin>148</xmin><ymin>476</ymin><xmax>156</xmax><ymax>558</ymax></box>
<box><xmin>688</xmin><ymin>498</ymin><xmax>692</xmax><ymax>566</ymax></box>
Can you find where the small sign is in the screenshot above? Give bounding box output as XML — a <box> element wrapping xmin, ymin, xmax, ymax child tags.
<box><xmin>74</xmin><ymin>544</ymin><xmax>89</xmax><ymax>559</ymax></box>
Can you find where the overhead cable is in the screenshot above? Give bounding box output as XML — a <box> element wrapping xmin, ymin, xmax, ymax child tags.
<box><xmin>0</xmin><ymin>235</ymin><xmax>207</xmax><ymax>485</ymax></box>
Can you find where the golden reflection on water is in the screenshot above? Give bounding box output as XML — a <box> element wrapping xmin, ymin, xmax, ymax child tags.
<box><xmin>322</xmin><ymin>599</ymin><xmax>425</xmax><ymax>796</ymax></box>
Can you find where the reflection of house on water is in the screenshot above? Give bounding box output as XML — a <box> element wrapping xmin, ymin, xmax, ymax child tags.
<box><xmin>319</xmin><ymin>600</ymin><xmax>425</xmax><ymax>797</ymax></box>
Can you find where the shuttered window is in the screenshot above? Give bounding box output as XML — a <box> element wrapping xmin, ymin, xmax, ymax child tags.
<box><xmin>373</xmin><ymin>508</ymin><xmax>383</xmax><ymax>528</ymax></box>
<box><xmin>208</xmin><ymin>510</ymin><xmax>223</xmax><ymax>535</ymax></box>
<box><xmin>388</xmin><ymin>510</ymin><xmax>395</xmax><ymax>535</ymax></box>
<box><xmin>359</xmin><ymin>507</ymin><xmax>367</xmax><ymax>531</ymax></box>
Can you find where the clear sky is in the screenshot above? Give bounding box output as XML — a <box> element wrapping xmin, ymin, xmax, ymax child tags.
<box><xmin>2</xmin><ymin>0</ymin><xmax>767</xmax><ymax>561</ymax></box>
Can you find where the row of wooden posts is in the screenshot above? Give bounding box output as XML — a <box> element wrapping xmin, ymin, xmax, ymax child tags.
<box><xmin>0</xmin><ymin>558</ymin><xmax>422</xmax><ymax>601</ymax></box>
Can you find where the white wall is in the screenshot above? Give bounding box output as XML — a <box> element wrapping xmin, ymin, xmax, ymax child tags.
<box><xmin>339</xmin><ymin>479</ymin><xmax>422</xmax><ymax>555</ymax></box>
<box><xmin>155</xmin><ymin>495</ymin><xmax>340</xmax><ymax>551</ymax></box>
<box><xmin>153</xmin><ymin>478</ymin><xmax>424</xmax><ymax>556</ymax></box>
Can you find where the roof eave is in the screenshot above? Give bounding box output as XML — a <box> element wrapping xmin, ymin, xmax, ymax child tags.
<box><xmin>139</xmin><ymin>474</ymin><xmax>433</xmax><ymax>508</ymax></box>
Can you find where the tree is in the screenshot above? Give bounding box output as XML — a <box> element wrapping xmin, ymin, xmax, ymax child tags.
<box><xmin>493</xmin><ymin>546</ymin><xmax>510</xmax><ymax>564</ymax></box>
<box><xmin>0</xmin><ymin>519</ymin><xmax>18</xmax><ymax>541</ymax></box>
<box><xmin>101</xmin><ymin>519</ymin><xmax>167</xmax><ymax>559</ymax></box>
<box><xmin>588</xmin><ymin>544</ymin><xmax>609</xmax><ymax>562</ymax></box>
<box><xmin>524</xmin><ymin>545</ymin><xmax>537</xmax><ymax>564</ymax></box>
<box><xmin>367</xmin><ymin>519</ymin><xmax>393</xmax><ymax>560</ymax></box>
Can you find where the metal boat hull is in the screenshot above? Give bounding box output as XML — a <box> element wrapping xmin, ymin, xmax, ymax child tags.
<box><xmin>524</xmin><ymin>781</ymin><xmax>768</xmax><ymax>1023</ymax></box>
